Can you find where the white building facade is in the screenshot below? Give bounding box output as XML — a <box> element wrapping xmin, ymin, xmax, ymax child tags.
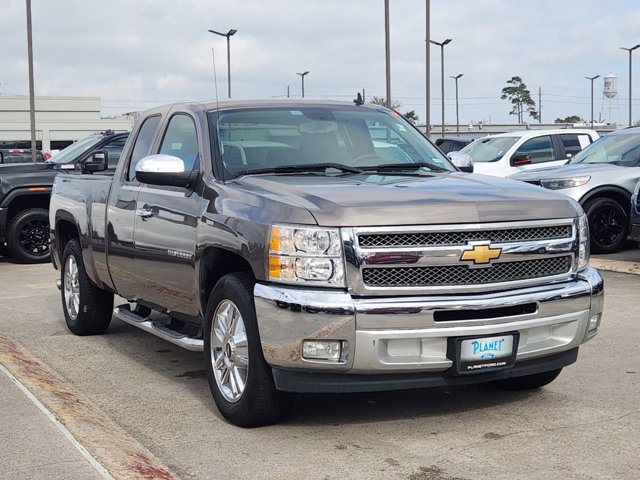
<box><xmin>0</xmin><ymin>96</ymin><xmax>136</xmax><ymax>152</ymax></box>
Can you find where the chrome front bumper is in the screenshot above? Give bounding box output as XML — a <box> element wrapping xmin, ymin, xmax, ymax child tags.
<box><xmin>254</xmin><ymin>267</ymin><xmax>604</xmax><ymax>375</ymax></box>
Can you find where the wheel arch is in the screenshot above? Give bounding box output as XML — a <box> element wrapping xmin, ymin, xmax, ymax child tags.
<box><xmin>579</xmin><ymin>186</ymin><xmax>631</xmax><ymax>210</ymax></box>
<box><xmin>5</xmin><ymin>191</ymin><xmax>51</xmax><ymax>224</ymax></box>
<box><xmin>199</xmin><ymin>247</ymin><xmax>255</xmax><ymax>318</ymax></box>
<box><xmin>54</xmin><ymin>216</ymin><xmax>80</xmax><ymax>269</ymax></box>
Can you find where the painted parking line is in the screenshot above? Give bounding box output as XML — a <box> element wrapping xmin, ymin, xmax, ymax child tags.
<box><xmin>0</xmin><ymin>335</ymin><xmax>179</xmax><ymax>480</ymax></box>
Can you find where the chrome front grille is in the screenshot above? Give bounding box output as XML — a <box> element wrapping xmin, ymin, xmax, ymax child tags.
<box><xmin>362</xmin><ymin>256</ymin><xmax>573</xmax><ymax>287</ymax></box>
<box><xmin>357</xmin><ymin>225</ymin><xmax>572</xmax><ymax>248</ymax></box>
<box><xmin>343</xmin><ymin>219</ymin><xmax>578</xmax><ymax>295</ymax></box>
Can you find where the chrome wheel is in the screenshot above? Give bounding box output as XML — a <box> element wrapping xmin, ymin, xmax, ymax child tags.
<box><xmin>64</xmin><ymin>255</ymin><xmax>80</xmax><ymax>321</ymax></box>
<box><xmin>211</xmin><ymin>299</ymin><xmax>249</xmax><ymax>403</ymax></box>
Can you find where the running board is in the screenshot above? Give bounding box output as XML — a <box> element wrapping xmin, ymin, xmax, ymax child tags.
<box><xmin>113</xmin><ymin>305</ymin><xmax>204</xmax><ymax>352</ymax></box>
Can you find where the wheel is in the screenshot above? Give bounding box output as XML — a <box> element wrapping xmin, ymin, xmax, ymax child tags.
<box><xmin>204</xmin><ymin>273</ymin><xmax>291</xmax><ymax>427</ymax></box>
<box><xmin>6</xmin><ymin>208</ymin><xmax>50</xmax><ymax>263</ymax></box>
<box><xmin>0</xmin><ymin>242</ymin><xmax>10</xmax><ymax>258</ymax></box>
<box><xmin>492</xmin><ymin>368</ymin><xmax>562</xmax><ymax>391</ymax></box>
<box><xmin>61</xmin><ymin>239</ymin><xmax>114</xmax><ymax>335</ymax></box>
<box><xmin>584</xmin><ymin>197</ymin><xmax>628</xmax><ymax>254</ymax></box>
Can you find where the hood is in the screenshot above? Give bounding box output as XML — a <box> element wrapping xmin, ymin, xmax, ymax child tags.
<box><xmin>235</xmin><ymin>172</ymin><xmax>580</xmax><ymax>226</ymax></box>
<box><xmin>0</xmin><ymin>162</ymin><xmax>53</xmax><ymax>175</ymax></box>
<box><xmin>511</xmin><ymin>163</ymin><xmax>624</xmax><ymax>181</ymax></box>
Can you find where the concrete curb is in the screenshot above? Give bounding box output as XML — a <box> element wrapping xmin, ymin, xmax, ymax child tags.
<box><xmin>590</xmin><ymin>258</ymin><xmax>640</xmax><ymax>276</ymax></box>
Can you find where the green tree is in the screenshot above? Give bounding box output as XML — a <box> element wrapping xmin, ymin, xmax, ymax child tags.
<box><xmin>403</xmin><ymin>110</ymin><xmax>419</xmax><ymax>124</ymax></box>
<box><xmin>370</xmin><ymin>96</ymin><xmax>402</xmax><ymax>109</ymax></box>
<box><xmin>555</xmin><ymin>115</ymin><xmax>582</xmax><ymax>124</ymax></box>
<box><xmin>500</xmin><ymin>76</ymin><xmax>539</xmax><ymax>123</ymax></box>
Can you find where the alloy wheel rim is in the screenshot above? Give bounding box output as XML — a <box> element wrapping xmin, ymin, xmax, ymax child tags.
<box><xmin>64</xmin><ymin>256</ymin><xmax>80</xmax><ymax>320</ymax></box>
<box><xmin>19</xmin><ymin>218</ymin><xmax>50</xmax><ymax>257</ymax></box>
<box><xmin>592</xmin><ymin>206</ymin><xmax>624</xmax><ymax>247</ymax></box>
<box><xmin>211</xmin><ymin>299</ymin><xmax>249</xmax><ymax>403</ymax></box>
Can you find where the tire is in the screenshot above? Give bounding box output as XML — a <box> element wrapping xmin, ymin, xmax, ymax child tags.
<box><xmin>6</xmin><ymin>208</ymin><xmax>50</xmax><ymax>263</ymax></box>
<box><xmin>0</xmin><ymin>242</ymin><xmax>10</xmax><ymax>258</ymax></box>
<box><xmin>492</xmin><ymin>368</ymin><xmax>562</xmax><ymax>391</ymax></box>
<box><xmin>584</xmin><ymin>197</ymin><xmax>628</xmax><ymax>254</ymax></box>
<box><xmin>204</xmin><ymin>273</ymin><xmax>291</xmax><ymax>427</ymax></box>
<box><xmin>61</xmin><ymin>239</ymin><xmax>114</xmax><ymax>335</ymax></box>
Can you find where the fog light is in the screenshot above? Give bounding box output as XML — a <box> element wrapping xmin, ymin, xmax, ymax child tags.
<box><xmin>588</xmin><ymin>313</ymin><xmax>602</xmax><ymax>333</ymax></box>
<box><xmin>302</xmin><ymin>340</ymin><xmax>342</xmax><ymax>361</ymax></box>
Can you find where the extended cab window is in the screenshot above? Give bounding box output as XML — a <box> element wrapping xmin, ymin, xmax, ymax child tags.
<box><xmin>515</xmin><ymin>135</ymin><xmax>554</xmax><ymax>163</ymax></box>
<box><xmin>159</xmin><ymin>114</ymin><xmax>198</xmax><ymax>171</ymax></box>
<box><xmin>127</xmin><ymin>115</ymin><xmax>161</xmax><ymax>181</ymax></box>
<box><xmin>559</xmin><ymin>134</ymin><xmax>587</xmax><ymax>157</ymax></box>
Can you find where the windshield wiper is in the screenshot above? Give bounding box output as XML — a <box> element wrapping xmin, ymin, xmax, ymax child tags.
<box><xmin>360</xmin><ymin>162</ymin><xmax>450</xmax><ymax>173</ymax></box>
<box><xmin>235</xmin><ymin>162</ymin><xmax>363</xmax><ymax>176</ymax></box>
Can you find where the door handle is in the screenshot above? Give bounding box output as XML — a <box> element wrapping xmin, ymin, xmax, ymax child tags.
<box><xmin>135</xmin><ymin>207</ymin><xmax>153</xmax><ymax>219</ymax></box>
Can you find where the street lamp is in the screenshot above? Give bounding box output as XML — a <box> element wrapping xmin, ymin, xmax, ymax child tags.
<box><xmin>620</xmin><ymin>44</ymin><xmax>640</xmax><ymax>126</ymax></box>
<box><xmin>208</xmin><ymin>28</ymin><xmax>237</xmax><ymax>98</ymax></box>
<box><xmin>297</xmin><ymin>71</ymin><xmax>310</xmax><ymax>98</ymax></box>
<box><xmin>450</xmin><ymin>73</ymin><xmax>463</xmax><ymax>136</ymax></box>
<box><xmin>430</xmin><ymin>38</ymin><xmax>452</xmax><ymax>136</ymax></box>
<box><xmin>585</xmin><ymin>75</ymin><xmax>600</xmax><ymax>129</ymax></box>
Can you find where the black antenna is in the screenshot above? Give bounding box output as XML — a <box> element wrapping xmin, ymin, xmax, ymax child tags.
<box><xmin>353</xmin><ymin>92</ymin><xmax>364</xmax><ymax>106</ymax></box>
<box><xmin>211</xmin><ymin>47</ymin><xmax>220</xmax><ymax>110</ymax></box>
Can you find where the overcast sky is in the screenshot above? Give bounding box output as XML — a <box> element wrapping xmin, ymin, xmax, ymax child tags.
<box><xmin>2</xmin><ymin>0</ymin><xmax>640</xmax><ymax>126</ymax></box>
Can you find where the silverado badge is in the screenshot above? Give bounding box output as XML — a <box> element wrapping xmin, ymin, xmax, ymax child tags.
<box><xmin>460</xmin><ymin>242</ymin><xmax>502</xmax><ymax>267</ymax></box>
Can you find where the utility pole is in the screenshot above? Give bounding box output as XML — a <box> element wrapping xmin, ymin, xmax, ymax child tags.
<box><xmin>26</xmin><ymin>0</ymin><xmax>37</xmax><ymax>162</ymax></box>
<box><xmin>538</xmin><ymin>86</ymin><xmax>542</xmax><ymax>123</ymax></box>
<box><xmin>425</xmin><ymin>0</ymin><xmax>430</xmax><ymax>137</ymax></box>
<box><xmin>384</xmin><ymin>0</ymin><xmax>391</xmax><ymax>108</ymax></box>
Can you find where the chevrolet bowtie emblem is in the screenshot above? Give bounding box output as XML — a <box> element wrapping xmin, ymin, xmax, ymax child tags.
<box><xmin>460</xmin><ymin>244</ymin><xmax>502</xmax><ymax>266</ymax></box>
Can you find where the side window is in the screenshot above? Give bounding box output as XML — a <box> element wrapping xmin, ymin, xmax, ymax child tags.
<box><xmin>103</xmin><ymin>137</ymin><xmax>127</xmax><ymax>169</ymax></box>
<box><xmin>158</xmin><ymin>114</ymin><xmax>198</xmax><ymax>171</ymax></box>
<box><xmin>559</xmin><ymin>134</ymin><xmax>583</xmax><ymax>157</ymax></box>
<box><xmin>127</xmin><ymin>115</ymin><xmax>161</xmax><ymax>181</ymax></box>
<box><xmin>515</xmin><ymin>135</ymin><xmax>555</xmax><ymax>163</ymax></box>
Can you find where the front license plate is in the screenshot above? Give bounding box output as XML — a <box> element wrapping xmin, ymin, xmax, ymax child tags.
<box><xmin>456</xmin><ymin>334</ymin><xmax>517</xmax><ymax>374</ymax></box>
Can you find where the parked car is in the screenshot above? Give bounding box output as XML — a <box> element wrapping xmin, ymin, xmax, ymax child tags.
<box><xmin>457</xmin><ymin>129</ymin><xmax>599</xmax><ymax>177</ymax></box>
<box><xmin>0</xmin><ymin>149</ymin><xmax>45</xmax><ymax>164</ymax></box>
<box><xmin>631</xmin><ymin>178</ymin><xmax>640</xmax><ymax>243</ymax></box>
<box><xmin>435</xmin><ymin>137</ymin><xmax>474</xmax><ymax>155</ymax></box>
<box><xmin>49</xmin><ymin>99</ymin><xmax>603</xmax><ymax>427</ymax></box>
<box><xmin>511</xmin><ymin>127</ymin><xmax>640</xmax><ymax>253</ymax></box>
<box><xmin>0</xmin><ymin>130</ymin><xmax>128</xmax><ymax>262</ymax></box>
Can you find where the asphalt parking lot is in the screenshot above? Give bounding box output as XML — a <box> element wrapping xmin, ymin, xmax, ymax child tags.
<box><xmin>1</xmin><ymin>248</ymin><xmax>639</xmax><ymax>480</ymax></box>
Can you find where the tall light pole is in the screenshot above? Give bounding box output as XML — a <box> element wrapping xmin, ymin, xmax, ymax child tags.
<box><xmin>425</xmin><ymin>0</ymin><xmax>431</xmax><ymax>137</ymax></box>
<box><xmin>297</xmin><ymin>71</ymin><xmax>310</xmax><ymax>98</ymax></box>
<box><xmin>585</xmin><ymin>75</ymin><xmax>600</xmax><ymax>129</ymax></box>
<box><xmin>208</xmin><ymin>28</ymin><xmax>237</xmax><ymax>98</ymax></box>
<box><xmin>430</xmin><ymin>38</ymin><xmax>452</xmax><ymax>136</ymax></box>
<box><xmin>620</xmin><ymin>44</ymin><xmax>640</xmax><ymax>126</ymax></box>
<box><xmin>26</xmin><ymin>0</ymin><xmax>37</xmax><ymax>162</ymax></box>
<box><xmin>384</xmin><ymin>0</ymin><xmax>391</xmax><ymax>108</ymax></box>
<box><xmin>450</xmin><ymin>73</ymin><xmax>463</xmax><ymax>136</ymax></box>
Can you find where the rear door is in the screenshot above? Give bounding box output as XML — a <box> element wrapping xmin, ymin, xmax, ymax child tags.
<box><xmin>132</xmin><ymin>112</ymin><xmax>203</xmax><ymax>316</ymax></box>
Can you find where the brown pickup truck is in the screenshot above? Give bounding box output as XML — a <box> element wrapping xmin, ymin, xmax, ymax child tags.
<box><xmin>49</xmin><ymin>100</ymin><xmax>604</xmax><ymax>427</ymax></box>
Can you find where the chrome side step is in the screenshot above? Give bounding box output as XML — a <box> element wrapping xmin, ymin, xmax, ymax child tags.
<box><xmin>113</xmin><ymin>305</ymin><xmax>204</xmax><ymax>352</ymax></box>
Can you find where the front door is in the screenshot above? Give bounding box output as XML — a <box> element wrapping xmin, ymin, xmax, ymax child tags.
<box><xmin>133</xmin><ymin>113</ymin><xmax>203</xmax><ymax>316</ymax></box>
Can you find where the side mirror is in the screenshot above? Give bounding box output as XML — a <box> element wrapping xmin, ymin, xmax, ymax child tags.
<box><xmin>135</xmin><ymin>154</ymin><xmax>198</xmax><ymax>188</ymax></box>
<box><xmin>449</xmin><ymin>152</ymin><xmax>474</xmax><ymax>173</ymax></box>
<box><xmin>510</xmin><ymin>154</ymin><xmax>532</xmax><ymax>166</ymax></box>
<box><xmin>84</xmin><ymin>151</ymin><xmax>108</xmax><ymax>172</ymax></box>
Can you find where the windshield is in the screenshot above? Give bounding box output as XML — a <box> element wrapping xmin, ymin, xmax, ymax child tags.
<box><xmin>458</xmin><ymin>136</ymin><xmax>518</xmax><ymax>162</ymax></box>
<box><xmin>212</xmin><ymin>106</ymin><xmax>454</xmax><ymax>176</ymax></box>
<box><xmin>46</xmin><ymin>135</ymin><xmax>103</xmax><ymax>164</ymax></box>
<box><xmin>569</xmin><ymin>131</ymin><xmax>640</xmax><ymax>166</ymax></box>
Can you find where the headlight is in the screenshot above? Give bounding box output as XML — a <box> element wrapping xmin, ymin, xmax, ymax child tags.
<box><xmin>540</xmin><ymin>176</ymin><xmax>590</xmax><ymax>190</ymax></box>
<box><xmin>268</xmin><ymin>225</ymin><xmax>345</xmax><ymax>286</ymax></box>
<box><xmin>577</xmin><ymin>214</ymin><xmax>590</xmax><ymax>270</ymax></box>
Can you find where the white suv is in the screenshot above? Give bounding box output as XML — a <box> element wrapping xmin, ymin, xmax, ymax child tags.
<box><xmin>455</xmin><ymin>129</ymin><xmax>599</xmax><ymax>177</ymax></box>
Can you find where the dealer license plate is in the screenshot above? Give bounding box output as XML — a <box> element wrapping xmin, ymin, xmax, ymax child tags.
<box><xmin>457</xmin><ymin>334</ymin><xmax>516</xmax><ymax>373</ymax></box>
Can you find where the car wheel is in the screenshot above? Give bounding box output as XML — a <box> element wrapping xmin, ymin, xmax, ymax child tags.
<box><xmin>491</xmin><ymin>368</ymin><xmax>562</xmax><ymax>391</ymax></box>
<box><xmin>204</xmin><ymin>273</ymin><xmax>291</xmax><ymax>427</ymax></box>
<box><xmin>584</xmin><ymin>198</ymin><xmax>628</xmax><ymax>254</ymax></box>
<box><xmin>61</xmin><ymin>239</ymin><xmax>114</xmax><ymax>335</ymax></box>
<box><xmin>0</xmin><ymin>242</ymin><xmax>10</xmax><ymax>258</ymax></box>
<box><xmin>6</xmin><ymin>208</ymin><xmax>50</xmax><ymax>263</ymax></box>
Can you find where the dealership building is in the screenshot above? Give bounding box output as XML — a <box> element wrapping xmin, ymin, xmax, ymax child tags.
<box><xmin>0</xmin><ymin>95</ymin><xmax>136</xmax><ymax>152</ymax></box>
